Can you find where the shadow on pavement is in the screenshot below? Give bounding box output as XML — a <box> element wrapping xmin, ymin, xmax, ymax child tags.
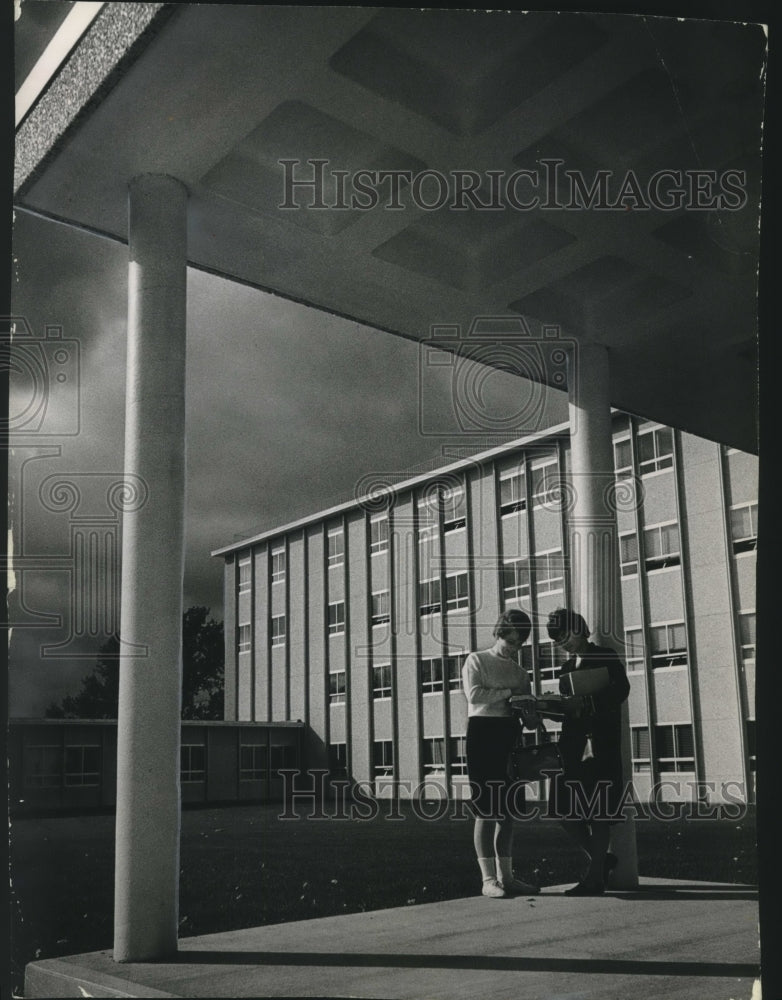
<box><xmin>175</xmin><ymin>950</ymin><xmax>759</xmax><ymax>978</ymax></box>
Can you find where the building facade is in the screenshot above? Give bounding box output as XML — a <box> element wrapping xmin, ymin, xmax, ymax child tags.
<box><xmin>215</xmin><ymin>415</ymin><xmax>757</xmax><ymax>804</ymax></box>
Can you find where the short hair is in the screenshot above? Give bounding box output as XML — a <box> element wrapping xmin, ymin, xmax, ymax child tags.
<box><xmin>546</xmin><ymin>607</ymin><xmax>591</xmax><ymax>641</ymax></box>
<box><xmin>493</xmin><ymin>608</ymin><xmax>532</xmax><ymax>644</ymax></box>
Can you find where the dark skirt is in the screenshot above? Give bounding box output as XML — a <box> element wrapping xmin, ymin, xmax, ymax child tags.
<box><xmin>466</xmin><ymin>716</ymin><xmax>524</xmax><ymax>819</ymax></box>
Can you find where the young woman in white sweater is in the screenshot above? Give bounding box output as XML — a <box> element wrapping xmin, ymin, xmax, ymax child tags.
<box><xmin>462</xmin><ymin>608</ymin><xmax>541</xmax><ymax>898</ymax></box>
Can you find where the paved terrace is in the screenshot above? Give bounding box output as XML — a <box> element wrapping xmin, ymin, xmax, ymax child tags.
<box><xmin>25</xmin><ymin>878</ymin><xmax>759</xmax><ymax>999</ymax></box>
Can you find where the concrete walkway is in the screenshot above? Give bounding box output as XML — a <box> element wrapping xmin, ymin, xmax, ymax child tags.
<box><xmin>24</xmin><ymin>879</ymin><xmax>760</xmax><ymax>999</ymax></box>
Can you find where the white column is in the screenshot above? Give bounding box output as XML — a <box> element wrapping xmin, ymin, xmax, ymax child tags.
<box><xmin>114</xmin><ymin>175</ymin><xmax>188</xmax><ymax>961</ymax></box>
<box><xmin>568</xmin><ymin>341</ymin><xmax>638</xmax><ymax>889</ymax></box>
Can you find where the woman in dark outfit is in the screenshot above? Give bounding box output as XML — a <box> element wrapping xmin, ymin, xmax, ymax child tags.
<box><xmin>547</xmin><ymin>607</ymin><xmax>630</xmax><ymax>896</ymax></box>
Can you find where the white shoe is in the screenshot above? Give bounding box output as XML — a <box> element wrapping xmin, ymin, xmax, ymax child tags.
<box><xmin>481</xmin><ymin>878</ymin><xmax>507</xmax><ymax>898</ymax></box>
<box><xmin>499</xmin><ymin>877</ymin><xmax>540</xmax><ymax>896</ymax></box>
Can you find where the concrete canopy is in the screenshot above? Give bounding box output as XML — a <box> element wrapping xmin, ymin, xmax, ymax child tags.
<box><xmin>15</xmin><ymin>4</ymin><xmax>764</xmax><ymax>453</ymax></box>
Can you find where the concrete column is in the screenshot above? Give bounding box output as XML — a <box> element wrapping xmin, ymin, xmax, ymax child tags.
<box><xmin>568</xmin><ymin>341</ymin><xmax>638</xmax><ymax>889</ymax></box>
<box><xmin>114</xmin><ymin>175</ymin><xmax>188</xmax><ymax>961</ymax></box>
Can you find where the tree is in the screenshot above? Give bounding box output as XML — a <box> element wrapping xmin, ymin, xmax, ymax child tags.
<box><xmin>45</xmin><ymin>607</ymin><xmax>224</xmax><ymax>720</ymax></box>
<box><xmin>180</xmin><ymin>606</ymin><xmax>224</xmax><ymax>719</ymax></box>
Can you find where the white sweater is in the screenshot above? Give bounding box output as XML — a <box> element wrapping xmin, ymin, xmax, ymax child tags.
<box><xmin>462</xmin><ymin>647</ymin><xmax>531</xmax><ymax>717</ymax></box>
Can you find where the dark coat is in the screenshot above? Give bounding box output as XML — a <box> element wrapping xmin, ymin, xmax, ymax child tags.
<box><xmin>557</xmin><ymin>642</ymin><xmax>630</xmax><ymax>783</ymax></box>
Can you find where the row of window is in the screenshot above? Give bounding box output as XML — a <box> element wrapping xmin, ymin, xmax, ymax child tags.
<box><xmin>620</xmin><ymin>523</ymin><xmax>681</xmax><ymax>576</ymax></box>
<box><xmin>23</xmin><ymin>743</ymin><xmax>298</xmax><ymax>788</ymax></box>
<box><xmin>631</xmin><ymin>724</ymin><xmax>694</xmax><ymax>773</ymax></box>
<box><xmin>328</xmin><ymin>655</ymin><xmax>467</xmax><ymax>704</ymax></box>
<box><xmin>243</xmin><ymin>497</ymin><xmax>756</xmax><ymax>598</ymax></box>
<box><xmin>237</xmin><ymin>431</ymin><xmax>755</xmax><ymax>598</ymax></box>
<box><xmin>331</xmin><ymin>720</ymin><xmax>757</xmax><ymax>781</ymax></box>
<box><xmin>329</xmin><ymin>737</ymin><xmax>468</xmax><ymax>780</ymax></box>
<box><xmin>242</xmin><ymin>576</ymin><xmax>473</xmax><ymax>651</ymax></box>
<box><xmin>241</xmin><ymin>498</ymin><xmax>755</xmax><ymax>605</ymax></box>
<box><xmin>244</xmin><ymin>612</ymin><xmax>754</xmax><ymax>676</ymax></box>
<box><xmin>24</xmin><ymin>744</ymin><xmax>101</xmax><ymax>788</ymax></box>
<box><xmin>181</xmin><ymin>742</ymin><xmax>297</xmax><ymax>783</ymax></box>
<box><xmin>502</xmin><ymin>550</ymin><xmax>565</xmax><ymax>601</ymax></box>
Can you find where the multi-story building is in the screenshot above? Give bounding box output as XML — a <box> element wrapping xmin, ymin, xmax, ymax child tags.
<box><xmin>213</xmin><ymin>415</ymin><xmax>757</xmax><ymax>804</ymax></box>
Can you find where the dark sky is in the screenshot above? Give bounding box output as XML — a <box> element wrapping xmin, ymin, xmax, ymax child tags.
<box><xmin>9</xmin><ymin>209</ymin><xmax>568</xmax><ymax>715</ymax></box>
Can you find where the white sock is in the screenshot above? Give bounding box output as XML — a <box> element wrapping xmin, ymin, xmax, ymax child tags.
<box><xmin>478</xmin><ymin>857</ymin><xmax>496</xmax><ymax>882</ymax></box>
<box><xmin>497</xmin><ymin>856</ymin><xmax>514</xmax><ymax>884</ymax></box>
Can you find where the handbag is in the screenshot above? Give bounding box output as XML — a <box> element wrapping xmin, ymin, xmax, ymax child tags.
<box><xmin>508</xmin><ymin>728</ymin><xmax>563</xmax><ymax>783</ymax></box>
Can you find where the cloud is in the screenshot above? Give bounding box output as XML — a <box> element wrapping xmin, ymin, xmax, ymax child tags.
<box><xmin>9</xmin><ymin>211</ymin><xmax>568</xmax><ymax>715</ymax></box>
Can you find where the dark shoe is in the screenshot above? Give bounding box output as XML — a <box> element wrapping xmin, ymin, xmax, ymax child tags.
<box><xmin>603</xmin><ymin>852</ymin><xmax>619</xmax><ymax>883</ymax></box>
<box><xmin>499</xmin><ymin>877</ymin><xmax>541</xmax><ymax>896</ymax></box>
<box><xmin>564</xmin><ymin>880</ymin><xmax>605</xmax><ymax>896</ymax></box>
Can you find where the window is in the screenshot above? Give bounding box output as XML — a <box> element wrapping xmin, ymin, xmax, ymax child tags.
<box><xmin>240</xmin><ymin>744</ymin><xmax>267</xmax><ymax>781</ymax></box>
<box><xmin>450</xmin><ymin>735</ymin><xmax>468</xmax><ymax>775</ymax></box>
<box><xmin>238</xmin><ymin>556</ymin><xmax>251</xmax><ymax>593</ymax></box>
<box><xmin>620</xmin><ymin>533</ymin><xmax>638</xmax><ymax>576</ymax></box>
<box><xmin>533</xmin><ymin>550</ymin><xmax>565</xmax><ymax>596</ymax></box>
<box><xmin>271</xmin><ymin>548</ymin><xmax>285</xmax><ymax>584</ymax></box>
<box><xmin>530</xmin><ymin>459</ymin><xmax>558</xmax><ymax>507</ymax></box>
<box><xmin>445</xmin><ymin>572</ymin><xmax>469</xmax><ymax>612</ymax></box>
<box><xmin>445</xmin><ymin>654</ymin><xmax>465</xmax><ymax>690</ymax></box>
<box><xmin>537</xmin><ymin>640</ymin><xmax>565</xmax><ymax>683</ymax></box>
<box><xmin>442</xmin><ymin>485</ymin><xmax>466</xmax><ymax>532</ymax></box>
<box><xmin>649</xmin><ymin>622</ymin><xmax>687</xmax><ymax>668</ymax></box>
<box><xmin>500</xmin><ymin>468</ymin><xmax>526</xmax><ymax>514</ymax></box>
<box><xmin>238</xmin><ymin>623</ymin><xmax>251</xmax><ymax>653</ymax></box>
<box><xmin>328</xmin><ymin>601</ymin><xmax>345</xmax><ymax>636</ymax></box>
<box><xmin>329</xmin><ymin>742</ymin><xmax>347</xmax><ymax>779</ymax></box>
<box><xmin>327</xmin><ymin>526</ymin><xmax>345</xmax><ymax>567</ymax></box>
<box><xmin>417</xmin><ymin>525</ymin><xmax>438</xmax><ymax>580</ymax></box>
<box><xmin>419</xmin><ymin>578</ymin><xmax>441</xmax><ymax>616</ymax></box>
<box><xmin>730</xmin><ymin>502</ymin><xmax>758</xmax><ymax>554</ymax></box>
<box><xmin>373</xmin><ymin>740</ymin><xmax>394</xmax><ymax>778</ymax></box>
<box><xmin>654</xmin><ymin>723</ymin><xmax>695</xmax><ymax>772</ymax></box>
<box><xmin>739</xmin><ymin>612</ymin><xmax>756</xmax><ymax>662</ymax></box>
<box><xmin>65</xmin><ymin>745</ymin><xmax>101</xmax><ymax>787</ymax></box>
<box><xmin>422</xmin><ymin>737</ymin><xmax>446</xmax><ymax>774</ymax></box>
<box><xmin>421</xmin><ymin>657</ymin><xmax>444</xmax><ymax>694</ymax></box>
<box><xmin>271</xmin><ymin>614</ymin><xmax>286</xmax><ymax>647</ymax></box>
<box><xmin>329</xmin><ymin>670</ymin><xmax>346</xmax><ymax>704</ymax></box>
<box><xmin>637</xmin><ymin>426</ymin><xmax>674</xmax><ymax>475</ymax></box>
<box><xmin>181</xmin><ymin>744</ymin><xmax>206</xmax><ymax>782</ymax></box>
<box><xmin>745</xmin><ymin>720</ymin><xmax>756</xmax><ymax>772</ymax></box>
<box><xmin>417</xmin><ymin>496</ymin><xmax>438</xmax><ymax>535</ymax></box>
<box><xmin>631</xmin><ymin>727</ymin><xmax>651</xmax><ymax>773</ymax></box>
<box><xmin>625</xmin><ymin>628</ymin><xmax>645</xmax><ymax>672</ymax></box>
<box><xmin>370</xmin><ymin>516</ymin><xmax>389</xmax><ymax>555</ymax></box>
<box><xmin>24</xmin><ymin>746</ymin><xmax>62</xmax><ymax>788</ymax></box>
<box><xmin>373</xmin><ymin>663</ymin><xmax>392</xmax><ymax>699</ymax></box>
<box><xmin>502</xmin><ymin>557</ymin><xmax>530</xmax><ymax>602</ymax></box>
<box><xmin>270</xmin><ymin>744</ymin><xmax>297</xmax><ymax>772</ymax></box>
<box><xmin>371</xmin><ymin>590</ymin><xmax>390</xmax><ymax>626</ymax></box>
<box><xmin>644</xmin><ymin>522</ymin><xmax>680</xmax><ymax>571</ymax></box>
<box><xmin>614</xmin><ymin>438</ymin><xmax>633</xmax><ymax>478</ymax></box>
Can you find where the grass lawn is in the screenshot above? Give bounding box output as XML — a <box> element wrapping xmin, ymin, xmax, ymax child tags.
<box><xmin>9</xmin><ymin>799</ymin><xmax>757</xmax><ymax>995</ymax></box>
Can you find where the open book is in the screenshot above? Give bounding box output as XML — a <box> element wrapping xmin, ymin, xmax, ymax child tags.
<box><xmin>509</xmin><ymin>693</ymin><xmax>565</xmax><ymax>720</ymax></box>
<box><xmin>509</xmin><ymin>666</ymin><xmax>610</xmax><ymax>720</ymax></box>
